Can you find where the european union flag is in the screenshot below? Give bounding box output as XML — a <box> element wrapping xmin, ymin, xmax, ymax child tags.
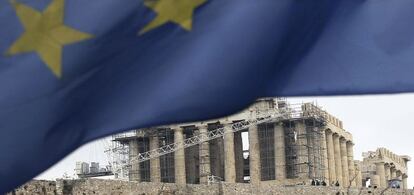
<box><xmin>1</xmin><ymin>0</ymin><xmax>414</xmax><ymax>192</ymax></box>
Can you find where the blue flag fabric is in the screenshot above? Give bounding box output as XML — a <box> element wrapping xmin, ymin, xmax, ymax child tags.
<box><xmin>1</xmin><ymin>0</ymin><xmax>414</xmax><ymax>192</ymax></box>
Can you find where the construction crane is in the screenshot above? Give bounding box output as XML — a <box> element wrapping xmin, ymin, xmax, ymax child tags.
<box><xmin>102</xmin><ymin>138</ymin><xmax>130</xmax><ymax>179</ymax></box>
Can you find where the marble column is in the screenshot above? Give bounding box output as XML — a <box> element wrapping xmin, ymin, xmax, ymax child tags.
<box><xmin>129</xmin><ymin>139</ymin><xmax>140</xmax><ymax>182</ymax></box>
<box><xmin>391</xmin><ymin>168</ymin><xmax>397</xmax><ymax>179</ymax></box>
<box><xmin>274</xmin><ymin>122</ymin><xmax>286</xmax><ymax>180</ymax></box>
<box><xmin>296</xmin><ymin>121</ymin><xmax>309</xmax><ymax>178</ymax></box>
<box><xmin>384</xmin><ymin>164</ymin><xmax>391</xmax><ymax>181</ymax></box>
<box><xmin>320</xmin><ymin>129</ymin><xmax>330</xmax><ymax>184</ymax></box>
<box><xmin>371</xmin><ymin>175</ymin><xmax>380</xmax><ymax>187</ymax></box>
<box><xmin>174</xmin><ymin>128</ymin><xmax>186</xmax><ymax>184</ymax></box>
<box><xmin>198</xmin><ymin>126</ymin><xmax>211</xmax><ymax>184</ymax></box>
<box><xmin>356</xmin><ymin>164</ymin><xmax>362</xmax><ymax>187</ymax></box>
<box><xmin>149</xmin><ymin>135</ymin><xmax>161</xmax><ymax>182</ymax></box>
<box><xmin>223</xmin><ymin>123</ymin><xmax>236</xmax><ymax>183</ymax></box>
<box><xmin>249</xmin><ymin>125</ymin><xmax>261</xmax><ymax>184</ymax></box>
<box><xmin>234</xmin><ymin>131</ymin><xmax>244</xmax><ymax>183</ymax></box>
<box><xmin>217</xmin><ymin>136</ymin><xmax>225</xmax><ymax>179</ymax></box>
<box><xmin>306</xmin><ymin>126</ymin><xmax>315</xmax><ymax>179</ymax></box>
<box><xmin>185</xmin><ymin>130</ymin><xmax>198</xmax><ymax>184</ymax></box>
<box><xmin>340</xmin><ymin>138</ymin><xmax>349</xmax><ymax>187</ymax></box>
<box><xmin>346</xmin><ymin>142</ymin><xmax>356</xmax><ymax>187</ymax></box>
<box><xmin>333</xmin><ymin>134</ymin><xmax>343</xmax><ymax>185</ymax></box>
<box><xmin>397</xmin><ymin>171</ymin><xmax>402</xmax><ymax>180</ymax></box>
<box><xmin>326</xmin><ymin>130</ymin><xmax>336</xmax><ymax>185</ymax></box>
<box><xmin>403</xmin><ymin>175</ymin><xmax>408</xmax><ymax>189</ymax></box>
<box><xmin>397</xmin><ymin>171</ymin><xmax>403</xmax><ymax>188</ymax></box>
<box><xmin>375</xmin><ymin>162</ymin><xmax>386</xmax><ymax>188</ymax></box>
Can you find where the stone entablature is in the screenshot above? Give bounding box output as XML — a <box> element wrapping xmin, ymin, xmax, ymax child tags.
<box><xmin>115</xmin><ymin>98</ymin><xmax>352</xmax><ymax>141</ymax></box>
<box><xmin>302</xmin><ymin>103</ymin><xmax>343</xmax><ymax>129</ymax></box>
<box><xmin>363</xmin><ymin>148</ymin><xmax>410</xmax><ymax>175</ymax></box>
<box><xmin>325</xmin><ymin>123</ymin><xmax>352</xmax><ymax>143</ymax></box>
<box><xmin>301</xmin><ymin>103</ymin><xmax>352</xmax><ymax>142</ymax></box>
<box><xmin>113</xmin><ymin>98</ymin><xmax>279</xmax><ymax>140</ymax></box>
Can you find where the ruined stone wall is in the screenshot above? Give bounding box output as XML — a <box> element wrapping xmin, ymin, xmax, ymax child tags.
<box><xmin>6</xmin><ymin>180</ymin><xmax>57</xmax><ymax>195</ymax></box>
<box><xmin>7</xmin><ymin>179</ymin><xmax>414</xmax><ymax>195</ymax></box>
<box><xmin>57</xmin><ymin>179</ymin><xmax>218</xmax><ymax>195</ymax></box>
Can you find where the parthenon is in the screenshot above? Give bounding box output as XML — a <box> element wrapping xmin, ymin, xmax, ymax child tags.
<box><xmin>113</xmin><ymin>98</ymin><xmax>370</xmax><ymax>187</ymax></box>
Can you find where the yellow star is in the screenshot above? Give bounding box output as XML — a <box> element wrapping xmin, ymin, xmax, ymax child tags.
<box><xmin>5</xmin><ymin>0</ymin><xmax>92</xmax><ymax>78</ymax></box>
<box><xmin>140</xmin><ymin>0</ymin><xmax>207</xmax><ymax>34</ymax></box>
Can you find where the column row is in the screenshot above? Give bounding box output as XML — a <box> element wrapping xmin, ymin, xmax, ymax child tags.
<box><xmin>137</xmin><ymin>122</ymin><xmax>282</xmax><ymax>184</ymax></box>
<box><xmin>132</xmin><ymin>123</ymin><xmax>358</xmax><ymax>187</ymax></box>
<box><xmin>325</xmin><ymin>130</ymin><xmax>355</xmax><ymax>187</ymax></box>
<box><xmin>136</xmin><ymin>124</ymin><xmax>239</xmax><ymax>184</ymax></box>
<box><xmin>373</xmin><ymin>162</ymin><xmax>409</xmax><ymax>189</ymax></box>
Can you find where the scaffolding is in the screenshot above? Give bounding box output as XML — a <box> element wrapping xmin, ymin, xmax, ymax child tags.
<box><xmin>103</xmin><ymin>139</ymin><xmax>129</xmax><ymax>180</ymax></box>
<box><xmin>283</xmin><ymin>103</ymin><xmax>328</xmax><ymax>181</ymax></box>
<box><xmin>158</xmin><ymin>128</ymin><xmax>175</xmax><ymax>183</ymax></box>
<box><xmin>258</xmin><ymin>123</ymin><xmax>275</xmax><ymax>181</ymax></box>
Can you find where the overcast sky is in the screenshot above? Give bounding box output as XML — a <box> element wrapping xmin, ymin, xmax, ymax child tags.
<box><xmin>37</xmin><ymin>93</ymin><xmax>414</xmax><ymax>189</ymax></box>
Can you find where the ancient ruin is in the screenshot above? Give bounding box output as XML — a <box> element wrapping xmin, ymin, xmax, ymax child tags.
<box><xmin>361</xmin><ymin>147</ymin><xmax>411</xmax><ymax>189</ymax></box>
<box><xmin>112</xmin><ymin>98</ymin><xmax>364</xmax><ymax>187</ymax></box>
